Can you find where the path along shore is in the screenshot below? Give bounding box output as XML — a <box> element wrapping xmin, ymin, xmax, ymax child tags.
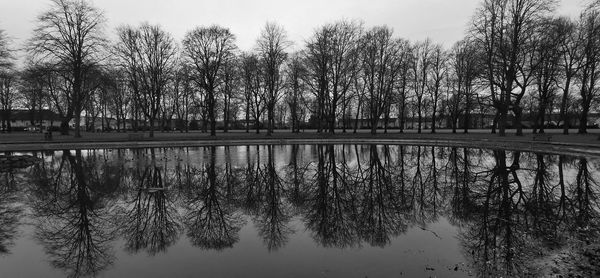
<box><xmin>1</xmin><ymin>129</ymin><xmax>600</xmax><ymax>156</ymax></box>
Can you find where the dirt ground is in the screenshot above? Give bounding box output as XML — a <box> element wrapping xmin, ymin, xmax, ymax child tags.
<box><xmin>528</xmin><ymin>243</ymin><xmax>600</xmax><ymax>277</ymax></box>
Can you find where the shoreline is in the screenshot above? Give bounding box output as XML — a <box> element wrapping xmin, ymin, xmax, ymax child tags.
<box><xmin>2</xmin><ymin>131</ymin><xmax>600</xmax><ymax>157</ymax></box>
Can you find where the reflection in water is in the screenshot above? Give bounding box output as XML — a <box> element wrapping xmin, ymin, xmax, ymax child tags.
<box><xmin>305</xmin><ymin>145</ymin><xmax>359</xmax><ymax>248</ymax></box>
<box><xmin>115</xmin><ymin>150</ymin><xmax>182</xmax><ymax>255</ymax></box>
<box><xmin>253</xmin><ymin>145</ymin><xmax>293</xmax><ymax>252</ymax></box>
<box><xmin>28</xmin><ymin>150</ymin><xmax>117</xmax><ymax>278</ymax></box>
<box><xmin>2</xmin><ymin>145</ymin><xmax>599</xmax><ymax>277</ymax></box>
<box><xmin>0</xmin><ymin>168</ymin><xmax>21</xmax><ymax>255</ymax></box>
<box><xmin>183</xmin><ymin>146</ymin><xmax>244</xmax><ymax>250</ymax></box>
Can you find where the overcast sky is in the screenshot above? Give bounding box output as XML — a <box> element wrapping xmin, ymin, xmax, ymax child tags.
<box><xmin>0</xmin><ymin>0</ymin><xmax>587</xmax><ymax>57</ymax></box>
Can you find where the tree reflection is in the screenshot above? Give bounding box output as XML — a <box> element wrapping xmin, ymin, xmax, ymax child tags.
<box><xmin>116</xmin><ymin>151</ymin><xmax>182</xmax><ymax>256</ymax></box>
<box><xmin>284</xmin><ymin>145</ymin><xmax>310</xmax><ymax>210</ymax></box>
<box><xmin>448</xmin><ymin>148</ymin><xmax>476</xmax><ymax>224</ymax></box>
<box><xmin>183</xmin><ymin>146</ymin><xmax>244</xmax><ymax>250</ymax></box>
<box><xmin>458</xmin><ymin>150</ymin><xmax>524</xmax><ymax>276</ymax></box>
<box><xmin>4</xmin><ymin>144</ymin><xmax>599</xmax><ymax>276</ymax></box>
<box><xmin>240</xmin><ymin>145</ymin><xmax>262</xmax><ymax>215</ymax></box>
<box><xmin>527</xmin><ymin>154</ymin><xmax>561</xmax><ymax>243</ymax></box>
<box><xmin>253</xmin><ymin>145</ymin><xmax>293</xmax><ymax>251</ymax></box>
<box><xmin>0</xmin><ymin>154</ymin><xmax>29</xmax><ymax>255</ymax></box>
<box><xmin>305</xmin><ymin>145</ymin><xmax>359</xmax><ymax>248</ymax></box>
<box><xmin>573</xmin><ymin>158</ymin><xmax>600</xmax><ymax>233</ymax></box>
<box><xmin>31</xmin><ymin>150</ymin><xmax>116</xmax><ymax>278</ymax></box>
<box><xmin>355</xmin><ymin>145</ymin><xmax>406</xmax><ymax>247</ymax></box>
<box><xmin>454</xmin><ymin>150</ymin><xmax>600</xmax><ymax>277</ymax></box>
<box><xmin>0</xmin><ymin>174</ymin><xmax>21</xmax><ymax>255</ymax></box>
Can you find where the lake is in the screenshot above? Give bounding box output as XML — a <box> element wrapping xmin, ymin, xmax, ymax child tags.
<box><xmin>0</xmin><ymin>144</ymin><xmax>598</xmax><ymax>277</ymax></box>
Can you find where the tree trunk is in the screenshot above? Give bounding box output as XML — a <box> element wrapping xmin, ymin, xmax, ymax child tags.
<box><xmin>267</xmin><ymin>104</ymin><xmax>274</xmax><ymax>136</ymax></box>
<box><xmin>431</xmin><ymin>106</ymin><xmax>437</xmax><ymax>134</ymax></box>
<box><xmin>498</xmin><ymin>109</ymin><xmax>507</xmax><ymax>136</ymax></box>
<box><xmin>149</xmin><ymin>118</ymin><xmax>155</xmax><ymax>138</ymax></box>
<box><xmin>6</xmin><ymin>110</ymin><xmax>11</xmax><ymax>133</ymax></box>
<box><xmin>209</xmin><ymin>91</ymin><xmax>216</xmax><ymax>136</ymax></box>
<box><xmin>463</xmin><ymin>110</ymin><xmax>470</xmax><ymax>134</ymax></box>
<box><xmin>560</xmin><ymin>77</ymin><xmax>571</xmax><ymax>135</ymax></box>
<box><xmin>514</xmin><ymin>106</ymin><xmax>523</xmax><ymax>136</ymax></box>
<box><xmin>538</xmin><ymin>105</ymin><xmax>546</xmax><ymax>134</ymax></box>
<box><xmin>579</xmin><ymin>106</ymin><xmax>589</xmax><ymax>134</ymax></box>
<box><xmin>60</xmin><ymin>117</ymin><xmax>70</xmax><ymax>135</ymax></box>
<box><xmin>370</xmin><ymin>116</ymin><xmax>377</xmax><ymax>135</ymax></box>
<box><xmin>354</xmin><ymin>99</ymin><xmax>361</xmax><ymax>134</ymax></box>
<box><xmin>417</xmin><ymin>99</ymin><xmax>422</xmax><ymax>134</ymax></box>
<box><xmin>74</xmin><ymin>111</ymin><xmax>82</xmax><ymax>138</ymax></box>
<box><xmin>255</xmin><ymin>115</ymin><xmax>260</xmax><ymax>134</ymax></box>
<box><xmin>223</xmin><ymin>99</ymin><xmax>229</xmax><ymax>133</ymax></box>
<box><xmin>384</xmin><ymin>105</ymin><xmax>390</xmax><ymax>134</ymax></box>
<box><xmin>399</xmin><ymin>103</ymin><xmax>405</xmax><ymax>134</ymax></box>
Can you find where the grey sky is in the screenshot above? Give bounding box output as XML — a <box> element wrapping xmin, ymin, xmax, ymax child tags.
<box><xmin>0</xmin><ymin>0</ymin><xmax>587</xmax><ymax>57</ymax></box>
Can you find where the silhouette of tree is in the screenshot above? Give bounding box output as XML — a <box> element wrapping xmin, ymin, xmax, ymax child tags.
<box><xmin>256</xmin><ymin>22</ymin><xmax>290</xmax><ymax>135</ymax></box>
<box><xmin>304</xmin><ymin>21</ymin><xmax>362</xmax><ymax>133</ymax></box>
<box><xmin>116</xmin><ymin>159</ymin><xmax>182</xmax><ymax>255</ymax></box>
<box><xmin>471</xmin><ymin>0</ymin><xmax>556</xmax><ymax>136</ymax></box>
<box><xmin>304</xmin><ymin>145</ymin><xmax>359</xmax><ymax>248</ymax></box>
<box><xmin>284</xmin><ymin>145</ymin><xmax>311</xmax><ymax>210</ymax></box>
<box><xmin>355</xmin><ymin>145</ymin><xmax>406</xmax><ymax>247</ymax></box>
<box><xmin>183</xmin><ymin>26</ymin><xmax>237</xmax><ymax>136</ymax></box>
<box><xmin>0</xmin><ymin>171</ymin><xmax>22</xmax><ymax>254</ymax></box>
<box><xmin>27</xmin><ymin>0</ymin><xmax>107</xmax><ymax>137</ymax></box>
<box><xmin>113</xmin><ymin>24</ymin><xmax>177</xmax><ymax>137</ymax></box>
<box><xmin>577</xmin><ymin>8</ymin><xmax>600</xmax><ymax>134</ymax></box>
<box><xmin>31</xmin><ymin>150</ymin><xmax>116</xmax><ymax>278</ymax></box>
<box><xmin>253</xmin><ymin>145</ymin><xmax>293</xmax><ymax>251</ymax></box>
<box><xmin>182</xmin><ymin>146</ymin><xmax>244</xmax><ymax>250</ymax></box>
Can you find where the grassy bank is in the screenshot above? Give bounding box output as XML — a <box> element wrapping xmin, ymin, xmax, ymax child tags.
<box><xmin>1</xmin><ymin>129</ymin><xmax>600</xmax><ymax>155</ymax></box>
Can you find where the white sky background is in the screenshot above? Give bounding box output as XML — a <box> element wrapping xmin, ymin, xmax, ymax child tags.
<box><xmin>0</xmin><ymin>0</ymin><xmax>588</xmax><ymax>61</ymax></box>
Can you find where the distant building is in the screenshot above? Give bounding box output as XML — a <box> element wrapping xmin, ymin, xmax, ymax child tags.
<box><xmin>0</xmin><ymin>109</ymin><xmax>61</xmax><ymax>131</ymax></box>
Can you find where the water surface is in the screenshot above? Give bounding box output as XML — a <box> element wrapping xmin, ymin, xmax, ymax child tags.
<box><xmin>0</xmin><ymin>145</ymin><xmax>599</xmax><ymax>277</ymax></box>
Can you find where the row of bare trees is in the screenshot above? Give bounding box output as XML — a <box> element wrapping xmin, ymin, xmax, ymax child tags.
<box><xmin>472</xmin><ymin>0</ymin><xmax>600</xmax><ymax>136</ymax></box>
<box><xmin>0</xmin><ymin>0</ymin><xmax>599</xmax><ymax>137</ymax></box>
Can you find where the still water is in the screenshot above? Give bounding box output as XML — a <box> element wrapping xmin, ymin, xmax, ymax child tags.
<box><xmin>0</xmin><ymin>145</ymin><xmax>598</xmax><ymax>277</ymax></box>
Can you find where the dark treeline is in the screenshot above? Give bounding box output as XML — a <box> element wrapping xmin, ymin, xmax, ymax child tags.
<box><xmin>0</xmin><ymin>0</ymin><xmax>600</xmax><ymax>137</ymax></box>
<box><xmin>1</xmin><ymin>145</ymin><xmax>599</xmax><ymax>277</ymax></box>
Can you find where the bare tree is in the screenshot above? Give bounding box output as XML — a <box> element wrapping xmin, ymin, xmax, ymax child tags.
<box><xmin>285</xmin><ymin>53</ymin><xmax>307</xmax><ymax>133</ymax></box>
<box><xmin>304</xmin><ymin>26</ymin><xmax>330</xmax><ymax>133</ymax></box>
<box><xmin>0</xmin><ymin>70</ymin><xmax>17</xmax><ymax>132</ymax></box>
<box><xmin>449</xmin><ymin>38</ymin><xmax>482</xmax><ymax>133</ymax></box>
<box><xmin>220</xmin><ymin>57</ymin><xmax>239</xmax><ymax>133</ymax></box>
<box><xmin>256</xmin><ymin>22</ymin><xmax>290</xmax><ymax>135</ymax></box>
<box><xmin>105</xmin><ymin>68</ymin><xmax>130</xmax><ymax>132</ymax></box>
<box><xmin>183</xmin><ymin>25</ymin><xmax>237</xmax><ymax>136</ymax></box>
<box><xmin>240</xmin><ymin>52</ymin><xmax>265</xmax><ymax>133</ymax></box>
<box><xmin>577</xmin><ymin>7</ymin><xmax>600</xmax><ymax>134</ymax></box>
<box><xmin>411</xmin><ymin>39</ymin><xmax>433</xmax><ymax>134</ymax></box>
<box><xmin>396</xmin><ymin>44</ymin><xmax>413</xmax><ymax>133</ymax></box>
<box><xmin>360</xmin><ymin>26</ymin><xmax>404</xmax><ymax>134</ymax></box>
<box><xmin>21</xmin><ymin>63</ymin><xmax>50</xmax><ymax>130</ymax></box>
<box><xmin>79</xmin><ymin>66</ymin><xmax>105</xmax><ymax>132</ymax></box>
<box><xmin>114</xmin><ymin>24</ymin><xmax>177</xmax><ymax>137</ymax></box>
<box><xmin>427</xmin><ymin>44</ymin><xmax>448</xmax><ymax>133</ymax></box>
<box><xmin>532</xmin><ymin>18</ymin><xmax>561</xmax><ymax>134</ymax></box>
<box><xmin>171</xmin><ymin>61</ymin><xmax>194</xmax><ymax>132</ymax></box>
<box><xmin>555</xmin><ymin>17</ymin><xmax>584</xmax><ymax>134</ymax></box>
<box><xmin>0</xmin><ymin>29</ymin><xmax>15</xmax><ymax>132</ymax></box>
<box><xmin>0</xmin><ymin>29</ymin><xmax>10</xmax><ymax>69</ymax></box>
<box><xmin>28</xmin><ymin>0</ymin><xmax>107</xmax><ymax>137</ymax></box>
<box><xmin>471</xmin><ymin>0</ymin><xmax>556</xmax><ymax>136</ymax></box>
<box><xmin>304</xmin><ymin>20</ymin><xmax>362</xmax><ymax>133</ymax></box>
